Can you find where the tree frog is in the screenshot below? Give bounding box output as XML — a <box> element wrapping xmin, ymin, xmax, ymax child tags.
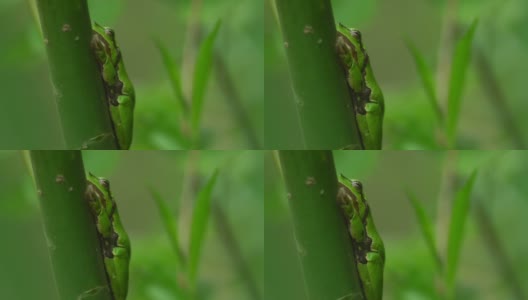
<box><xmin>85</xmin><ymin>173</ymin><xmax>131</xmax><ymax>300</ymax></box>
<box><xmin>337</xmin><ymin>174</ymin><xmax>385</xmax><ymax>300</ymax></box>
<box><xmin>336</xmin><ymin>24</ymin><xmax>384</xmax><ymax>150</ymax></box>
<box><xmin>91</xmin><ymin>23</ymin><xmax>135</xmax><ymax>150</ymax></box>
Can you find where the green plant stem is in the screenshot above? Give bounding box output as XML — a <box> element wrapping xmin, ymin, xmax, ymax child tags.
<box><xmin>274</xmin><ymin>0</ymin><xmax>362</xmax><ymax>149</ymax></box>
<box><xmin>472</xmin><ymin>45</ymin><xmax>525</xmax><ymax>148</ymax></box>
<box><xmin>214</xmin><ymin>52</ymin><xmax>261</xmax><ymax>149</ymax></box>
<box><xmin>279</xmin><ymin>150</ymin><xmax>364</xmax><ymax>300</ymax></box>
<box><xmin>213</xmin><ymin>203</ymin><xmax>262</xmax><ymax>300</ymax></box>
<box><xmin>37</xmin><ymin>0</ymin><xmax>117</xmax><ymax>149</ymax></box>
<box><xmin>31</xmin><ymin>150</ymin><xmax>112</xmax><ymax>299</ymax></box>
<box><xmin>435</xmin><ymin>151</ymin><xmax>457</xmax><ymax>297</ymax></box>
<box><xmin>435</xmin><ymin>0</ymin><xmax>459</xmax><ymax>148</ymax></box>
<box><xmin>473</xmin><ymin>199</ymin><xmax>525</xmax><ymax>300</ymax></box>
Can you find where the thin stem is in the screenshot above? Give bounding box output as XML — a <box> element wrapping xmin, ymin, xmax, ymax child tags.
<box><xmin>213</xmin><ymin>52</ymin><xmax>262</xmax><ymax>149</ymax></box>
<box><xmin>435</xmin><ymin>151</ymin><xmax>458</xmax><ymax>297</ymax></box>
<box><xmin>473</xmin><ymin>200</ymin><xmax>525</xmax><ymax>300</ymax></box>
<box><xmin>435</xmin><ymin>0</ymin><xmax>459</xmax><ymax>148</ymax></box>
<box><xmin>472</xmin><ymin>44</ymin><xmax>525</xmax><ymax>148</ymax></box>
<box><xmin>212</xmin><ymin>203</ymin><xmax>262</xmax><ymax>300</ymax></box>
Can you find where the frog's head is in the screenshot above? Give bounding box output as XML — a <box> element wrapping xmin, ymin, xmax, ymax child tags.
<box><xmin>336</xmin><ymin>24</ymin><xmax>368</xmax><ymax>70</ymax></box>
<box><xmin>91</xmin><ymin>22</ymin><xmax>120</xmax><ymax>65</ymax></box>
<box><xmin>86</xmin><ymin>172</ymin><xmax>113</xmax><ymax>206</ymax></box>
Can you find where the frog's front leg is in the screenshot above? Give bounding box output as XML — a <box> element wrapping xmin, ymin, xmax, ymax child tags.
<box><xmin>357</xmin><ymin>250</ymin><xmax>383</xmax><ymax>300</ymax></box>
<box><xmin>361</xmin><ymin>101</ymin><xmax>383</xmax><ymax>150</ymax></box>
<box><xmin>362</xmin><ymin>212</ymin><xmax>385</xmax><ymax>300</ymax></box>
<box><xmin>109</xmin><ymin>94</ymin><xmax>134</xmax><ymax>150</ymax></box>
<box><xmin>105</xmin><ymin>245</ymin><xmax>129</xmax><ymax>300</ymax></box>
<box><xmin>108</xmin><ymin>203</ymin><xmax>131</xmax><ymax>300</ymax></box>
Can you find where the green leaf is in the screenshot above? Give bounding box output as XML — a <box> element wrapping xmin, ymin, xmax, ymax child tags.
<box><xmin>190</xmin><ymin>20</ymin><xmax>222</xmax><ymax>133</ymax></box>
<box><xmin>404</xmin><ymin>38</ymin><xmax>443</xmax><ymax>124</ymax></box>
<box><xmin>446</xmin><ymin>170</ymin><xmax>478</xmax><ymax>290</ymax></box>
<box><xmin>153</xmin><ymin>38</ymin><xmax>188</xmax><ymax>121</ymax></box>
<box><xmin>405</xmin><ymin>188</ymin><xmax>442</xmax><ymax>271</ymax></box>
<box><xmin>446</xmin><ymin>19</ymin><xmax>479</xmax><ymax>147</ymax></box>
<box><xmin>188</xmin><ymin>169</ymin><xmax>219</xmax><ymax>284</ymax></box>
<box><xmin>149</xmin><ymin>186</ymin><xmax>185</xmax><ymax>269</ymax></box>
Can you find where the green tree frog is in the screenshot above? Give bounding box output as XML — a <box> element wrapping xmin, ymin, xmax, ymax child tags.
<box><xmin>91</xmin><ymin>23</ymin><xmax>135</xmax><ymax>150</ymax></box>
<box><xmin>336</xmin><ymin>24</ymin><xmax>385</xmax><ymax>150</ymax></box>
<box><xmin>85</xmin><ymin>173</ymin><xmax>131</xmax><ymax>300</ymax></box>
<box><xmin>337</xmin><ymin>174</ymin><xmax>385</xmax><ymax>300</ymax></box>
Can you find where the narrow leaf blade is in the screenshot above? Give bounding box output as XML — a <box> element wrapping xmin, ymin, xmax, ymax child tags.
<box><xmin>446</xmin><ymin>20</ymin><xmax>479</xmax><ymax>146</ymax></box>
<box><xmin>405</xmin><ymin>188</ymin><xmax>442</xmax><ymax>271</ymax></box>
<box><xmin>188</xmin><ymin>169</ymin><xmax>220</xmax><ymax>283</ymax></box>
<box><xmin>191</xmin><ymin>20</ymin><xmax>222</xmax><ymax>132</ymax></box>
<box><xmin>154</xmin><ymin>38</ymin><xmax>189</xmax><ymax>119</ymax></box>
<box><xmin>446</xmin><ymin>170</ymin><xmax>478</xmax><ymax>288</ymax></box>
<box><xmin>404</xmin><ymin>38</ymin><xmax>443</xmax><ymax>123</ymax></box>
<box><xmin>149</xmin><ymin>186</ymin><xmax>185</xmax><ymax>268</ymax></box>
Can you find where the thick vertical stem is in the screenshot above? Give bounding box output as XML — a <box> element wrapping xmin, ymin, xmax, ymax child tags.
<box><xmin>31</xmin><ymin>150</ymin><xmax>112</xmax><ymax>299</ymax></box>
<box><xmin>37</xmin><ymin>0</ymin><xmax>117</xmax><ymax>149</ymax></box>
<box><xmin>274</xmin><ymin>0</ymin><xmax>362</xmax><ymax>149</ymax></box>
<box><xmin>279</xmin><ymin>150</ymin><xmax>364</xmax><ymax>299</ymax></box>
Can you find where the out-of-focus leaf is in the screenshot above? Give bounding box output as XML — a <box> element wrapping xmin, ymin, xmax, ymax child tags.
<box><xmin>154</xmin><ymin>38</ymin><xmax>188</xmax><ymax>120</ymax></box>
<box><xmin>446</xmin><ymin>170</ymin><xmax>478</xmax><ymax>289</ymax></box>
<box><xmin>405</xmin><ymin>188</ymin><xmax>442</xmax><ymax>271</ymax></box>
<box><xmin>190</xmin><ymin>20</ymin><xmax>222</xmax><ymax>133</ymax></box>
<box><xmin>149</xmin><ymin>186</ymin><xmax>185</xmax><ymax>269</ymax></box>
<box><xmin>446</xmin><ymin>19</ymin><xmax>479</xmax><ymax>147</ymax></box>
<box><xmin>404</xmin><ymin>38</ymin><xmax>443</xmax><ymax>124</ymax></box>
<box><xmin>188</xmin><ymin>169</ymin><xmax>219</xmax><ymax>284</ymax></box>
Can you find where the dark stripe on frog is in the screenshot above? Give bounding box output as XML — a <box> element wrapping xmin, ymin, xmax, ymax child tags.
<box><xmin>108</xmin><ymin>51</ymin><xmax>125</xmax><ymax>106</ymax></box>
<box><xmin>93</xmin><ymin>30</ymin><xmax>113</xmax><ymax>58</ymax></box>
<box><xmin>87</xmin><ymin>181</ymin><xmax>109</xmax><ymax>209</ymax></box>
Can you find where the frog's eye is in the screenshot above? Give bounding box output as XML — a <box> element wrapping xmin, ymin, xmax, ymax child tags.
<box><xmin>351</xmin><ymin>180</ymin><xmax>363</xmax><ymax>190</ymax></box>
<box><xmin>104</xmin><ymin>28</ymin><xmax>115</xmax><ymax>38</ymax></box>
<box><xmin>99</xmin><ymin>178</ymin><xmax>111</xmax><ymax>189</ymax></box>
<box><xmin>351</xmin><ymin>30</ymin><xmax>362</xmax><ymax>42</ymax></box>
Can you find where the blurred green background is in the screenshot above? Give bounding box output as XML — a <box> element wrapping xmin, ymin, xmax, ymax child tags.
<box><xmin>265</xmin><ymin>150</ymin><xmax>528</xmax><ymax>299</ymax></box>
<box><xmin>265</xmin><ymin>0</ymin><xmax>528</xmax><ymax>149</ymax></box>
<box><xmin>0</xmin><ymin>150</ymin><xmax>263</xmax><ymax>300</ymax></box>
<box><xmin>0</xmin><ymin>0</ymin><xmax>262</xmax><ymax>149</ymax></box>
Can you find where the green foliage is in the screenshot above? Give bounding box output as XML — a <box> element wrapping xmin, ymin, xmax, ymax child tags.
<box><xmin>407</xmin><ymin>20</ymin><xmax>479</xmax><ymax>148</ymax></box>
<box><xmin>188</xmin><ymin>169</ymin><xmax>219</xmax><ymax>284</ymax></box>
<box><xmin>404</xmin><ymin>169</ymin><xmax>481</xmax><ymax>299</ymax></box>
<box><xmin>0</xmin><ymin>1</ymin><xmax>260</xmax><ymax>149</ymax></box>
<box><xmin>154</xmin><ymin>20</ymin><xmax>222</xmax><ymax>148</ymax></box>
<box><xmin>271</xmin><ymin>152</ymin><xmax>526</xmax><ymax>299</ymax></box>
<box><xmin>446</xmin><ymin>20</ymin><xmax>479</xmax><ymax>147</ymax></box>
<box><xmin>405</xmin><ymin>38</ymin><xmax>442</xmax><ymax>124</ymax></box>
<box><xmin>405</xmin><ymin>169</ymin><xmax>478</xmax><ymax>299</ymax></box>
<box><xmin>141</xmin><ymin>154</ymin><xmax>262</xmax><ymax>300</ymax></box>
<box><xmin>265</xmin><ymin>0</ymin><xmax>528</xmax><ymax>149</ymax></box>
<box><xmin>149</xmin><ymin>187</ymin><xmax>184</xmax><ymax>268</ymax></box>
<box><xmin>446</xmin><ymin>170</ymin><xmax>478</xmax><ymax>293</ymax></box>
<box><xmin>0</xmin><ymin>151</ymin><xmax>263</xmax><ymax>299</ymax></box>
<box><xmin>148</xmin><ymin>168</ymin><xmax>220</xmax><ymax>298</ymax></box>
<box><xmin>191</xmin><ymin>21</ymin><xmax>222</xmax><ymax>136</ymax></box>
<box><xmin>154</xmin><ymin>38</ymin><xmax>188</xmax><ymax>122</ymax></box>
<box><xmin>405</xmin><ymin>189</ymin><xmax>441</xmax><ymax>271</ymax></box>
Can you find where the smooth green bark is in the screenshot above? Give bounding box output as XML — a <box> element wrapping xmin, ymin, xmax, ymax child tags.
<box><xmin>274</xmin><ymin>0</ymin><xmax>362</xmax><ymax>149</ymax></box>
<box><xmin>31</xmin><ymin>151</ymin><xmax>112</xmax><ymax>300</ymax></box>
<box><xmin>37</xmin><ymin>0</ymin><xmax>118</xmax><ymax>149</ymax></box>
<box><xmin>279</xmin><ymin>151</ymin><xmax>364</xmax><ymax>300</ymax></box>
